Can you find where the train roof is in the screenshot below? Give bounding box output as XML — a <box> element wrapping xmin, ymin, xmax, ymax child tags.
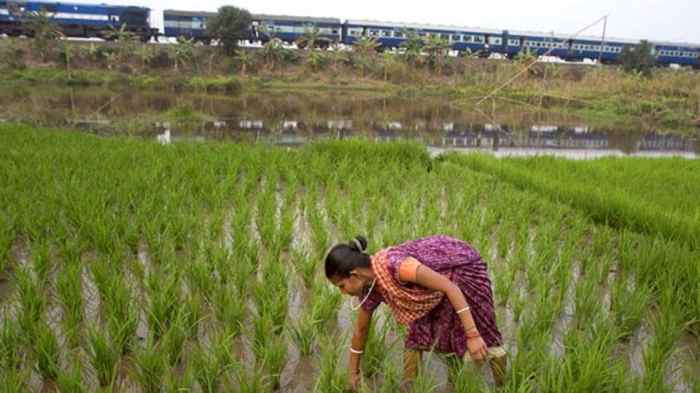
<box><xmin>163</xmin><ymin>10</ymin><xmax>341</xmax><ymax>24</ymax></box>
<box><xmin>345</xmin><ymin>19</ymin><xmax>700</xmax><ymax>48</ymax></box>
<box><xmin>344</xmin><ymin>19</ymin><xmax>501</xmax><ymax>34</ymax></box>
<box><xmin>252</xmin><ymin>14</ymin><xmax>341</xmax><ymax>24</ymax></box>
<box><xmin>163</xmin><ymin>9</ymin><xmax>216</xmax><ymax>18</ymax></box>
<box><xmin>14</xmin><ymin>0</ymin><xmax>148</xmax><ymax>9</ymax></box>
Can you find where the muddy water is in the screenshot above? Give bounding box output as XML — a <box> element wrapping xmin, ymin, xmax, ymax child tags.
<box><xmin>0</xmin><ymin>86</ymin><xmax>698</xmax><ymax>158</ymax></box>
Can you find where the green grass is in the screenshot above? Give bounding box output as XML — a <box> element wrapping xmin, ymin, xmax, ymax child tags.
<box><xmin>0</xmin><ymin>123</ymin><xmax>698</xmax><ymax>392</ymax></box>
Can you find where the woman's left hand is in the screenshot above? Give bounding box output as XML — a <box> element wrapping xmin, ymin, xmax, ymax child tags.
<box><xmin>466</xmin><ymin>335</ymin><xmax>488</xmax><ymax>362</ymax></box>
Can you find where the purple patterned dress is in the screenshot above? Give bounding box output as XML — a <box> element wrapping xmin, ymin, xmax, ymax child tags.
<box><xmin>361</xmin><ymin>235</ymin><xmax>503</xmax><ymax>357</ymax></box>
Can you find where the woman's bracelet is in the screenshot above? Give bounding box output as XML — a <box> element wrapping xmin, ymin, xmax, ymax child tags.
<box><xmin>350</xmin><ymin>347</ymin><xmax>364</xmax><ymax>354</ymax></box>
<box><xmin>456</xmin><ymin>306</ymin><xmax>470</xmax><ymax>314</ymax></box>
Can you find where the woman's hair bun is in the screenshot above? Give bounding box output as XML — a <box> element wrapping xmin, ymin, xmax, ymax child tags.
<box><xmin>349</xmin><ymin>235</ymin><xmax>368</xmax><ymax>253</ymax></box>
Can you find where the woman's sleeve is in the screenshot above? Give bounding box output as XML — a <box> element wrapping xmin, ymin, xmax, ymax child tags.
<box><xmin>387</xmin><ymin>252</ymin><xmax>421</xmax><ymax>285</ymax></box>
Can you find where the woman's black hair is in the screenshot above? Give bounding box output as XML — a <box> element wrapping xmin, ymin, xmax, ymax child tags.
<box><xmin>324</xmin><ymin>235</ymin><xmax>370</xmax><ymax>279</ymax></box>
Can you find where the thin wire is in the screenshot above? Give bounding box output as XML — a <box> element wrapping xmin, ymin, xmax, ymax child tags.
<box><xmin>475</xmin><ymin>14</ymin><xmax>609</xmax><ymax>107</ymax></box>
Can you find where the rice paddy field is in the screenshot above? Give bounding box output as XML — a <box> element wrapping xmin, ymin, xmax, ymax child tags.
<box><xmin>1</xmin><ymin>122</ymin><xmax>699</xmax><ymax>393</ymax></box>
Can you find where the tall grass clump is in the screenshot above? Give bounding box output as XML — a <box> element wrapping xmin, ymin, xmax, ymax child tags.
<box><xmin>314</xmin><ymin>335</ymin><xmax>347</xmax><ymax>393</ymax></box>
<box><xmin>56</xmin><ymin>259</ymin><xmax>84</xmax><ymax>347</ymax></box>
<box><xmin>33</xmin><ymin>320</ymin><xmax>61</xmax><ymax>382</ymax></box>
<box><xmin>133</xmin><ymin>337</ymin><xmax>168</xmax><ymax>393</ymax></box>
<box><xmin>86</xmin><ymin>324</ymin><xmax>120</xmax><ymax>389</ymax></box>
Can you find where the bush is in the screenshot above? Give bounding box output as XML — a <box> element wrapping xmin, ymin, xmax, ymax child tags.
<box><xmin>619</xmin><ymin>40</ymin><xmax>656</xmax><ymax>77</ymax></box>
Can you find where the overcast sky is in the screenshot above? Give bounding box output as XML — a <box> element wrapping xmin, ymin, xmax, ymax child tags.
<box><xmin>117</xmin><ymin>0</ymin><xmax>698</xmax><ymax>44</ymax></box>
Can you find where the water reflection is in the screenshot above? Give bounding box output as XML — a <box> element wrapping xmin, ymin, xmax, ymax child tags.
<box><xmin>0</xmin><ymin>86</ymin><xmax>697</xmax><ymax>158</ymax></box>
<box><xmin>147</xmin><ymin>119</ymin><xmax>698</xmax><ymax>158</ymax></box>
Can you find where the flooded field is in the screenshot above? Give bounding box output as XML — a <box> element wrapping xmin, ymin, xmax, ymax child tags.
<box><xmin>1</xmin><ymin>124</ymin><xmax>698</xmax><ymax>392</ymax></box>
<box><xmin>0</xmin><ymin>86</ymin><xmax>697</xmax><ymax>158</ymax></box>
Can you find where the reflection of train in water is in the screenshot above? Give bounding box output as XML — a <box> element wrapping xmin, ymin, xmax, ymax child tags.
<box><xmin>152</xmin><ymin>118</ymin><xmax>698</xmax><ymax>157</ymax></box>
<box><xmin>1</xmin><ymin>0</ymin><xmax>699</xmax><ymax>67</ymax></box>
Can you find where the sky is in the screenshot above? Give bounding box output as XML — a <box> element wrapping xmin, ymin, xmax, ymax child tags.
<box><xmin>112</xmin><ymin>0</ymin><xmax>698</xmax><ymax>44</ymax></box>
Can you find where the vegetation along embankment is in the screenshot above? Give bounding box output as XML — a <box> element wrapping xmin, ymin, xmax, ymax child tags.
<box><xmin>2</xmin><ymin>31</ymin><xmax>700</xmax><ymax>133</ymax></box>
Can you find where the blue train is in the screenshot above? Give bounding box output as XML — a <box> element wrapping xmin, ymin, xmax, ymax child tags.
<box><xmin>162</xmin><ymin>11</ymin><xmax>700</xmax><ymax>67</ymax></box>
<box><xmin>0</xmin><ymin>0</ymin><xmax>156</xmax><ymax>40</ymax></box>
<box><xmin>2</xmin><ymin>0</ymin><xmax>699</xmax><ymax>68</ymax></box>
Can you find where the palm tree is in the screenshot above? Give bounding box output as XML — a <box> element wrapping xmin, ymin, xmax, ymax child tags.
<box><xmin>262</xmin><ymin>38</ymin><xmax>285</xmax><ymax>71</ymax></box>
<box><xmin>327</xmin><ymin>43</ymin><xmax>348</xmax><ymax>74</ymax></box>
<box><xmin>305</xmin><ymin>50</ymin><xmax>327</xmax><ymax>72</ymax></box>
<box><xmin>399</xmin><ymin>29</ymin><xmax>424</xmax><ymax>66</ymax></box>
<box><xmin>352</xmin><ymin>36</ymin><xmax>380</xmax><ymax>77</ymax></box>
<box><xmin>25</xmin><ymin>8</ymin><xmax>63</xmax><ymax>62</ymax></box>
<box><xmin>423</xmin><ymin>34</ymin><xmax>450</xmax><ymax>74</ymax></box>
<box><xmin>170</xmin><ymin>36</ymin><xmax>196</xmax><ymax>71</ymax></box>
<box><xmin>106</xmin><ymin>24</ymin><xmax>139</xmax><ymax>62</ymax></box>
<box><xmin>296</xmin><ymin>24</ymin><xmax>320</xmax><ymax>50</ymax></box>
<box><xmin>134</xmin><ymin>44</ymin><xmax>155</xmax><ymax>71</ymax></box>
<box><xmin>234</xmin><ymin>50</ymin><xmax>255</xmax><ymax>76</ymax></box>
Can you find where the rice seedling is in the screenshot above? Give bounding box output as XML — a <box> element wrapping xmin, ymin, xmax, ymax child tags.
<box><xmin>377</xmin><ymin>358</ymin><xmax>402</xmax><ymax>393</ymax></box>
<box><xmin>133</xmin><ymin>337</ymin><xmax>168</xmax><ymax>393</ymax></box>
<box><xmin>85</xmin><ymin>324</ymin><xmax>120</xmax><ymax>389</ymax></box>
<box><xmin>0</xmin><ymin>319</ymin><xmax>23</xmax><ymax>371</ymax></box>
<box><xmin>291</xmin><ymin>247</ymin><xmax>317</xmax><ymax>290</ymax></box>
<box><xmin>0</xmin><ymin>369</ymin><xmax>30</xmax><ymax>393</ymax></box>
<box><xmin>190</xmin><ymin>344</ymin><xmax>227</xmax><ymax>393</ymax></box>
<box><xmin>288</xmin><ymin>306</ymin><xmax>318</xmax><ymax>356</ymax></box>
<box><xmin>610</xmin><ymin>276</ymin><xmax>651</xmax><ymax>340</ymax></box>
<box><xmin>314</xmin><ymin>334</ymin><xmax>347</xmax><ymax>393</ymax></box>
<box><xmin>146</xmin><ymin>266</ymin><xmax>182</xmax><ymax>340</ymax></box>
<box><xmin>260</xmin><ymin>333</ymin><xmax>288</xmax><ymax>391</ymax></box>
<box><xmin>309</xmin><ymin>280</ymin><xmax>342</xmax><ymax>330</ymax></box>
<box><xmin>160</xmin><ymin>308</ymin><xmax>191</xmax><ymax>366</ymax></box>
<box><xmin>4</xmin><ymin>125</ymin><xmax>700</xmax><ymax>392</ymax></box>
<box><xmin>33</xmin><ymin>320</ymin><xmax>60</xmax><ymax>382</ymax></box>
<box><xmin>56</xmin><ymin>359</ymin><xmax>84</xmax><ymax>393</ymax></box>
<box><xmin>573</xmin><ymin>262</ymin><xmax>601</xmax><ymax>330</ymax></box>
<box><xmin>446</xmin><ymin>356</ymin><xmax>486</xmax><ymax>393</ymax></box>
<box><xmin>236</xmin><ymin>366</ymin><xmax>268</xmax><ymax>393</ymax></box>
<box><xmin>163</xmin><ymin>363</ymin><xmax>195</xmax><ymax>393</ymax></box>
<box><xmin>546</xmin><ymin>324</ymin><xmax>629</xmax><ymax>393</ymax></box>
<box><xmin>30</xmin><ymin>239</ymin><xmax>52</xmax><ymax>286</ymax></box>
<box><xmin>15</xmin><ymin>266</ymin><xmax>45</xmax><ymax>339</ymax></box>
<box><xmin>56</xmin><ymin>259</ymin><xmax>84</xmax><ymax>348</ymax></box>
<box><xmin>409</xmin><ymin>362</ymin><xmax>441</xmax><ymax>393</ymax></box>
<box><xmin>361</xmin><ymin>317</ymin><xmax>392</xmax><ymax>377</ymax></box>
<box><xmin>187</xmin><ymin>255</ymin><xmax>217</xmax><ymax>300</ymax></box>
<box><xmin>212</xmin><ymin>281</ymin><xmax>246</xmax><ymax>337</ymax></box>
<box><xmin>642</xmin><ymin>291</ymin><xmax>684</xmax><ymax>393</ymax></box>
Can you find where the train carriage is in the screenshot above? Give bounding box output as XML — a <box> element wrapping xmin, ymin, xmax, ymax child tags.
<box><xmin>163</xmin><ymin>9</ymin><xmax>216</xmax><ymax>43</ymax></box>
<box><xmin>254</xmin><ymin>14</ymin><xmax>341</xmax><ymax>47</ymax></box>
<box><xmin>0</xmin><ymin>0</ymin><xmax>154</xmax><ymax>40</ymax></box>
<box><xmin>654</xmin><ymin>42</ymin><xmax>700</xmax><ymax>67</ymax></box>
<box><xmin>342</xmin><ymin>19</ymin><xmax>506</xmax><ymax>55</ymax></box>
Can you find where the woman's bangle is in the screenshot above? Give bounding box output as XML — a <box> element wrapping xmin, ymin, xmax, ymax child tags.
<box><xmin>456</xmin><ymin>306</ymin><xmax>470</xmax><ymax>314</ymax></box>
<box><xmin>350</xmin><ymin>347</ymin><xmax>364</xmax><ymax>354</ymax></box>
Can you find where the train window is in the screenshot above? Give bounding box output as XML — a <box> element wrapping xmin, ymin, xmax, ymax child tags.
<box><xmin>452</xmin><ymin>34</ymin><xmax>461</xmax><ymax>41</ymax></box>
<box><xmin>441</xmin><ymin>34</ymin><xmax>449</xmax><ymax>40</ymax></box>
<box><xmin>473</xmin><ymin>35</ymin><xmax>484</xmax><ymax>43</ymax></box>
